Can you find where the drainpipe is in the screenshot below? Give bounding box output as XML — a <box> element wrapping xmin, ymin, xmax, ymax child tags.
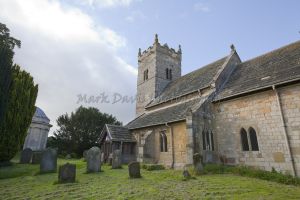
<box><xmin>165</xmin><ymin>123</ymin><xmax>175</xmax><ymax>169</ymax></box>
<box><xmin>272</xmin><ymin>85</ymin><xmax>296</xmax><ymax>176</ymax></box>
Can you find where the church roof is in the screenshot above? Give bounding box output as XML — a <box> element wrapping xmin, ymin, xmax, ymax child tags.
<box><xmin>100</xmin><ymin>124</ymin><xmax>136</xmax><ymax>142</ymax></box>
<box><xmin>146</xmin><ymin>56</ymin><xmax>228</xmax><ymax>107</ymax></box>
<box><xmin>215</xmin><ymin>40</ymin><xmax>300</xmax><ymax>101</ymax></box>
<box><xmin>32</xmin><ymin>107</ymin><xmax>51</xmax><ymax>125</ymax></box>
<box><xmin>127</xmin><ymin>97</ymin><xmax>206</xmax><ymax>130</ymax></box>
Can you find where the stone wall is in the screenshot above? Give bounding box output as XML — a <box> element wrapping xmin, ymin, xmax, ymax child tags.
<box><xmin>136</xmin><ymin>41</ymin><xmax>181</xmax><ymax>116</ymax></box>
<box><xmin>131</xmin><ymin>121</ymin><xmax>187</xmax><ymax>169</ymax></box>
<box><xmin>214</xmin><ymin>83</ymin><xmax>300</xmax><ymax>175</ymax></box>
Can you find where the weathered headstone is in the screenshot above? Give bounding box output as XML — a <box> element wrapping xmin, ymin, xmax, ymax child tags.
<box><xmin>183</xmin><ymin>169</ymin><xmax>191</xmax><ymax>179</ymax></box>
<box><xmin>101</xmin><ymin>152</ymin><xmax>105</xmax><ymax>163</ymax></box>
<box><xmin>83</xmin><ymin>150</ymin><xmax>88</xmax><ymax>162</ymax></box>
<box><xmin>40</xmin><ymin>148</ymin><xmax>57</xmax><ymax>173</ymax></box>
<box><xmin>31</xmin><ymin>151</ymin><xmax>43</xmax><ymax>164</ymax></box>
<box><xmin>58</xmin><ymin>163</ymin><xmax>76</xmax><ymax>183</ymax></box>
<box><xmin>112</xmin><ymin>149</ymin><xmax>122</xmax><ymax>169</ymax></box>
<box><xmin>20</xmin><ymin>148</ymin><xmax>33</xmax><ymax>164</ymax></box>
<box><xmin>128</xmin><ymin>161</ymin><xmax>141</xmax><ymax>178</ymax></box>
<box><xmin>193</xmin><ymin>153</ymin><xmax>204</xmax><ymax>175</ymax></box>
<box><xmin>86</xmin><ymin>147</ymin><xmax>101</xmax><ymax>173</ymax></box>
<box><xmin>108</xmin><ymin>153</ymin><xmax>112</xmax><ymax>166</ymax></box>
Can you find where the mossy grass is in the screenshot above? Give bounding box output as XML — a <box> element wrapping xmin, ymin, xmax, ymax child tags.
<box><xmin>1</xmin><ymin>159</ymin><xmax>300</xmax><ymax>199</ymax></box>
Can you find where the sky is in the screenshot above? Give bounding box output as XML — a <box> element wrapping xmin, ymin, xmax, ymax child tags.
<box><xmin>0</xmin><ymin>0</ymin><xmax>299</xmax><ymax>134</ymax></box>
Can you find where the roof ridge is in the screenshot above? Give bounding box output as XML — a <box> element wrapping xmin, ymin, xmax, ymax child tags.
<box><xmin>240</xmin><ymin>40</ymin><xmax>300</xmax><ymax>65</ymax></box>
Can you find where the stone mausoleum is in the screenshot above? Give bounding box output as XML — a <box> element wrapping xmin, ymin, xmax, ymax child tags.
<box><xmin>107</xmin><ymin>35</ymin><xmax>300</xmax><ymax>177</ymax></box>
<box><xmin>23</xmin><ymin>107</ymin><xmax>52</xmax><ymax>151</ymax></box>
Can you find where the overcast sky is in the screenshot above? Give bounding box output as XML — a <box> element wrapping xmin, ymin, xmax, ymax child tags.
<box><xmin>0</xmin><ymin>0</ymin><xmax>299</xmax><ymax>134</ymax></box>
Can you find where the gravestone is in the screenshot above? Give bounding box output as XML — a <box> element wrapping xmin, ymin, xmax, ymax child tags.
<box><xmin>31</xmin><ymin>151</ymin><xmax>43</xmax><ymax>164</ymax></box>
<box><xmin>58</xmin><ymin>163</ymin><xmax>76</xmax><ymax>183</ymax></box>
<box><xmin>108</xmin><ymin>153</ymin><xmax>112</xmax><ymax>166</ymax></box>
<box><xmin>193</xmin><ymin>153</ymin><xmax>204</xmax><ymax>175</ymax></box>
<box><xmin>40</xmin><ymin>148</ymin><xmax>57</xmax><ymax>173</ymax></box>
<box><xmin>183</xmin><ymin>169</ymin><xmax>191</xmax><ymax>179</ymax></box>
<box><xmin>86</xmin><ymin>147</ymin><xmax>101</xmax><ymax>173</ymax></box>
<box><xmin>20</xmin><ymin>148</ymin><xmax>33</xmax><ymax>164</ymax></box>
<box><xmin>128</xmin><ymin>161</ymin><xmax>141</xmax><ymax>178</ymax></box>
<box><xmin>112</xmin><ymin>149</ymin><xmax>122</xmax><ymax>169</ymax></box>
<box><xmin>83</xmin><ymin>150</ymin><xmax>88</xmax><ymax>162</ymax></box>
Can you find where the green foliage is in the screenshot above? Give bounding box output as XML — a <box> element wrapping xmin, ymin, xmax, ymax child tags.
<box><xmin>48</xmin><ymin>106</ymin><xmax>121</xmax><ymax>156</ymax></box>
<box><xmin>203</xmin><ymin>164</ymin><xmax>300</xmax><ymax>186</ymax></box>
<box><xmin>141</xmin><ymin>164</ymin><xmax>165</xmax><ymax>171</ymax></box>
<box><xmin>0</xmin><ymin>64</ymin><xmax>38</xmax><ymax>162</ymax></box>
<box><xmin>0</xmin><ymin>23</ymin><xmax>38</xmax><ymax>162</ymax></box>
<box><xmin>0</xmin><ymin>22</ymin><xmax>21</xmax><ymax>122</ymax></box>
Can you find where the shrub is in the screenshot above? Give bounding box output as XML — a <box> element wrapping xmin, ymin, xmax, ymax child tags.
<box><xmin>141</xmin><ymin>164</ymin><xmax>165</xmax><ymax>171</ymax></box>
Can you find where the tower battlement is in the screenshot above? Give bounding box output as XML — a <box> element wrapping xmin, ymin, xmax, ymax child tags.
<box><xmin>135</xmin><ymin>34</ymin><xmax>182</xmax><ymax>116</ymax></box>
<box><xmin>138</xmin><ymin>34</ymin><xmax>181</xmax><ymax>62</ymax></box>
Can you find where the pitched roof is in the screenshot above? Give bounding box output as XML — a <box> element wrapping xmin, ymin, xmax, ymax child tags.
<box><xmin>146</xmin><ymin>56</ymin><xmax>228</xmax><ymax>107</ymax></box>
<box><xmin>126</xmin><ymin>97</ymin><xmax>207</xmax><ymax>130</ymax></box>
<box><xmin>215</xmin><ymin>40</ymin><xmax>300</xmax><ymax>101</ymax></box>
<box><xmin>100</xmin><ymin>124</ymin><xmax>136</xmax><ymax>142</ymax></box>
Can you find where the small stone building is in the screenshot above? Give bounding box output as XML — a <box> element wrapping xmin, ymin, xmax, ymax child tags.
<box><xmin>23</xmin><ymin>107</ymin><xmax>52</xmax><ymax>151</ymax></box>
<box><xmin>123</xmin><ymin>35</ymin><xmax>300</xmax><ymax>177</ymax></box>
<box><xmin>100</xmin><ymin>124</ymin><xmax>136</xmax><ymax>164</ymax></box>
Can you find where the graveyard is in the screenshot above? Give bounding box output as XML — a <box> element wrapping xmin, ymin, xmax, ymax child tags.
<box><xmin>0</xmin><ymin>155</ymin><xmax>300</xmax><ymax>200</ymax></box>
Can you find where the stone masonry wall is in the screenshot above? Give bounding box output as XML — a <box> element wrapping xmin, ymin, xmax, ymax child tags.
<box><xmin>214</xmin><ymin>83</ymin><xmax>300</xmax><ymax>175</ymax></box>
<box><xmin>131</xmin><ymin>121</ymin><xmax>187</xmax><ymax>169</ymax></box>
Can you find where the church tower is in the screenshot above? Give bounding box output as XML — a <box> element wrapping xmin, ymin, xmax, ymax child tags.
<box><xmin>136</xmin><ymin>34</ymin><xmax>182</xmax><ymax>116</ymax></box>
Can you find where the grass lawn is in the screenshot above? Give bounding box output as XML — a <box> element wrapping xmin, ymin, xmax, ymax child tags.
<box><xmin>0</xmin><ymin>159</ymin><xmax>300</xmax><ymax>199</ymax></box>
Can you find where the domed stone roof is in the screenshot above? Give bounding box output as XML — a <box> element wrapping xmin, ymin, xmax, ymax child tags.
<box><xmin>32</xmin><ymin>107</ymin><xmax>50</xmax><ymax>125</ymax></box>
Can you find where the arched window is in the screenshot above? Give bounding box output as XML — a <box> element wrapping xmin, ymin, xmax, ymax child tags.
<box><xmin>160</xmin><ymin>131</ymin><xmax>168</xmax><ymax>152</ymax></box>
<box><xmin>206</xmin><ymin>131</ymin><xmax>210</xmax><ymax>150</ymax></box>
<box><xmin>144</xmin><ymin>69</ymin><xmax>148</xmax><ymax>81</ymax></box>
<box><xmin>240</xmin><ymin>128</ymin><xmax>249</xmax><ymax>151</ymax></box>
<box><xmin>202</xmin><ymin>130</ymin><xmax>206</xmax><ymax>150</ymax></box>
<box><xmin>249</xmin><ymin>127</ymin><xmax>259</xmax><ymax>151</ymax></box>
<box><xmin>202</xmin><ymin>130</ymin><xmax>214</xmax><ymax>151</ymax></box>
<box><xmin>210</xmin><ymin>131</ymin><xmax>214</xmax><ymax>151</ymax></box>
<box><xmin>166</xmin><ymin>68</ymin><xmax>169</xmax><ymax>79</ymax></box>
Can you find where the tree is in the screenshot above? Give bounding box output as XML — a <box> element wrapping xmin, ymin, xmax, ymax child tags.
<box><xmin>0</xmin><ymin>23</ymin><xmax>38</xmax><ymax>162</ymax></box>
<box><xmin>48</xmin><ymin>106</ymin><xmax>121</xmax><ymax>157</ymax></box>
<box><xmin>0</xmin><ymin>22</ymin><xmax>21</xmax><ymax>122</ymax></box>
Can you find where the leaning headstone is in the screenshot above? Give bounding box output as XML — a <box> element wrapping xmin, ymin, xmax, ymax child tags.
<box><xmin>40</xmin><ymin>148</ymin><xmax>57</xmax><ymax>173</ymax></box>
<box><xmin>128</xmin><ymin>161</ymin><xmax>141</xmax><ymax>178</ymax></box>
<box><xmin>112</xmin><ymin>149</ymin><xmax>122</xmax><ymax>169</ymax></box>
<box><xmin>31</xmin><ymin>151</ymin><xmax>43</xmax><ymax>164</ymax></box>
<box><xmin>83</xmin><ymin>150</ymin><xmax>88</xmax><ymax>162</ymax></box>
<box><xmin>20</xmin><ymin>148</ymin><xmax>33</xmax><ymax>164</ymax></box>
<box><xmin>193</xmin><ymin>153</ymin><xmax>204</xmax><ymax>175</ymax></box>
<box><xmin>86</xmin><ymin>147</ymin><xmax>101</xmax><ymax>173</ymax></box>
<box><xmin>58</xmin><ymin>163</ymin><xmax>76</xmax><ymax>183</ymax></box>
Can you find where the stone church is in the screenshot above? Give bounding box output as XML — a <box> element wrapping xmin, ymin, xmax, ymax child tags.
<box><xmin>106</xmin><ymin>35</ymin><xmax>300</xmax><ymax>176</ymax></box>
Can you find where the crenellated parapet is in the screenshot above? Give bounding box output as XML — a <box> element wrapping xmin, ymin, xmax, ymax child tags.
<box><xmin>138</xmin><ymin>34</ymin><xmax>181</xmax><ymax>63</ymax></box>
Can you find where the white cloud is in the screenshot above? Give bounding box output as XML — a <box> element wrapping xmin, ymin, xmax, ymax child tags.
<box><xmin>79</xmin><ymin>0</ymin><xmax>139</xmax><ymax>8</ymax></box>
<box><xmin>0</xmin><ymin>0</ymin><xmax>137</xmax><ymax>133</ymax></box>
<box><xmin>125</xmin><ymin>10</ymin><xmax>146</xmax><ymax>23</ymax></box>
<box><xmin>194</xmin><ymin>2</ymin><xmax>210</xmax><ymax>12</ymax></box>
